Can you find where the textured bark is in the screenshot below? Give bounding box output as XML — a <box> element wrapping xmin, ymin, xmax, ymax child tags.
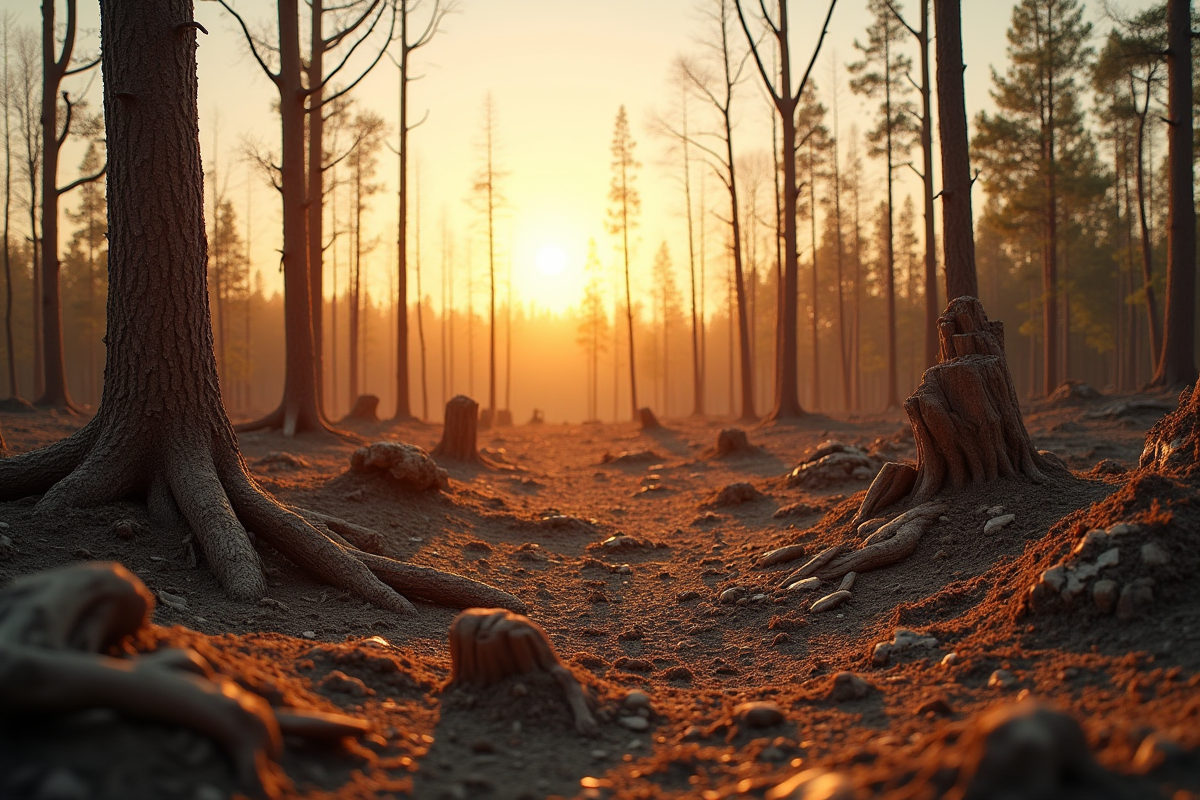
<box><xmin>1151</xmin><ymin>0</ymin><xmax>1197</xmax><ymax>388</ymax></box>
<box><xmin>0</xmin><ymin>0</ymin><xmax>520</xmax><ymax>618</ymax></box>
<box><xmin>433</xmin><ymin>395</ymin><xmax>482</xmax><ymax>463</ymax></box>
<box><xmin>1140</xmin><ymin>382</ymin><xmax>1200</xmax><ymax>478</ymax></box>
<box><xmin>933</xmin><ymin>0</ymin><xmax>978</xmax><ymax>301</ymax></box>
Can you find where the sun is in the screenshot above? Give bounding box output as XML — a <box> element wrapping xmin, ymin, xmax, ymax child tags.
<box><xmin>535</xmin><ymin>244</ymin><xmax>567</xmax><ymax>277</ymax></box>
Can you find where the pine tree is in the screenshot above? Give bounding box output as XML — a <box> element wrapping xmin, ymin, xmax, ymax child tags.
<box><xmin>973</xmin><ymin>0</ymin><xmax>1093</xmax><ymax>396</ymax></box>
<box><xmin>576</xmin><ymin>240</ymin><xmax>609</xmax><ymax>422</ymax></box>
<box><xmin>607</xmin><ymin>106</ymin><xmax>641</xmax><ymax>421</ymax></box>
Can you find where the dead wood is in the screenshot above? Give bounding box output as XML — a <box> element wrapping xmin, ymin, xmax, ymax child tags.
<box><xmin>0</xmin><ymin>563</ymin><xmax>379</xmax><ymax>798</ymax></box>
<box><xmin>433</xmin><ymin>395</ymin><xmax>485</xmax><ymax>464</ymax></box>
<box><xmin>445</xmin><ymin>608</ymin><xmax>596</xmax><ymax>735</ymax></box>
<box><xmin>345</xmin><ymin>394</ymin><xmax>380</xmax><ymax>422</ymax></box>
<box><xmin>709</xmin><ymin>428</ymin><xmax>761</xmax><ymax>458</ymax></box>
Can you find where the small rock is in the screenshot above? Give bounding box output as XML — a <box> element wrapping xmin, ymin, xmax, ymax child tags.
<box><xmin>1106</xmin><ymin>522</ymin><xmax>1138</xmax><ymax>537</ymax></box>
<box><xmin>941</xmin><ymin>652</ymin><xmax>959</xmax><ymax>667</ymax></box>
<box><xmin>676</xmin><ymin>590</ymin><xmax>701</xmax><ymax>602</ymax></box>
<box><xmin>735</xmin><ymin>701</ymin><xmax>785</xmax><ymax>728</ymax></box>
<box><xmin>988</xmin><ymin>669</ymin><xmax>1017</xmax><ymax>689</ymax></box>
<box><xmin>1095</xmin><ymin>547</ymin><xmax>1119</xmax><ymax>569</ymax></box>
<box><xmin>35</xmin><ymin>768</ymin><xmax>90</xmax><ymax>800</ymax></box>
<box><xmin>320</xmin><ymin>670</ymin><xmax>374</xmax><ymax>697</ymax></box>
<box><xmin>1117</xmin><ymin>578</ymin><xmax>1155</xmax><ymax>620</ymax></box>
<box><xmin>1038</xmin><ymin>566</ymin><xmax>1067</xmax><ymax>592</ymax></box>
<box><xmin>1140</xmin><ymin>542</ymin><xmax>1170</xmax><ymax>567</ymax></box>
<box><xmin>300</xmin><ymin>630</ymin><xmax>317</xmax><ymax>639</ymax></box>
<box><xmin>810</xmin><ymin>590</ymin><xmax>851</xmax><ymax>613</ymax></box>
<box><xmin>837</xmin><ymin>572</ymin><xmax>857</xmax><ymax>591</ymax></box>
<box><xmin>916</xmin><ymin>697</ymin><xmax>954</xmax><ymax>717</ymax></box>
<box><xmin>772</xmin><ymin>632</ymin><xmax>791</xmax><ymax>646</ymax></box>
<box><xmin>1074</xmin><ymin>528</ymin><xmax>1108</xmax><ymax>554</ymax></box>
<box><xmin>618</xmin><ymin>715</ymin><xmax>649</xmax><ymax>732</ymax></box>
<box><xmin>1131</xmin><ymin>732</ymin><xmax>1185</xmax><ymax>774</ymax></box>
<box><xmin>1092</xmin><ymin>579</ymin><xmax>1119</xmax><ymax>614</ymax></box>
<box><xmin>708</xmin><ymin>482</ymin><xmax>765</xmax><ymax>507</ymax></box>
<box><xmin>719</xmin><ymin>587</ymin><xmax>746</xmax><ymax>604</ymax></box>
<box><xmin>157</xmin><ymin>590</ymin><xmax>187</xmax><ymax>611</ymax></box>
<box><xmin>986</xmin><ymin>505</ymin><xmax>1005</xmax><ymax>516</ymax></box>
<box><xmin>983</xmin><ymin>514</ymin><xmax>1015</xmax><ymax>534</ymax></box>
<box><xmin>786</xmin><ymin>577</ymin><xmax>822</xmax><ymax>593</ymax></box>
<box><xmin>622</xmin><ymin>690</ymin><xmax>651</xmax><ymax>711</ymax></box>
<box><xmin>828</xmin><ymin>672</ymin><xmax>870</xmax><ymax>702</ymax></box>
<box><xmin>765</xmin><ymin>768</ymin><xmax>855</xmax><ymax>800</ymax></box>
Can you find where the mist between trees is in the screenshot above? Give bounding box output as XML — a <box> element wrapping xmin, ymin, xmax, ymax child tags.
<box><xmin>0</xmin><ymin>0</ymin><xmax>1196</xmax><ymax>425</ymax></box>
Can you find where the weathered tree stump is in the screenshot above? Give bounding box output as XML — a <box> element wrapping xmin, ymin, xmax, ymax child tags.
<box><xmin>433</xmin><ymin>395</ymin><xmax>484</xmax><ymax>464</ymax></box>
<box><xmin>496</xmin><ymin>409</ymin><xmax>513</xmax><ymax>427</ymax></box>
<box><xmin>859</xmin><ymin>298</ymin><xmax>1060</xmax><ymax>519</ymax></box>
<box><xmin>446</xmin><ymin>608</ymin><xmax>598</xmax><ymax>736</ymax></box>
<box><xmin>711</xmin><ymin>428</ymin><xmax>760</xmax><ymax>458</ymax></box>
<box><xmin>638</xmin><ymin>407</ymin><xmax>660</xmax><ymax>430</ymax></box>
<box><xmin>346</xmin><ymin>394</ymin><xmax>380</xmax><ymax>422</ymax></box>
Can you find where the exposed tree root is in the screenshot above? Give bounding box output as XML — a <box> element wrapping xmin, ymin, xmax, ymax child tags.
<box><xmin>813</xmin><ymin>502</ymin><xmax>947</xmax><ymax>581</ymax></box>
<box><xmin>446</xmin><ymin>608</ymin><xmax>597</xmax><ymax>735</ymax></box>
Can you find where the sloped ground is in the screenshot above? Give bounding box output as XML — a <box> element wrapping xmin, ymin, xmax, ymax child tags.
<box><xmin>0</xmin><ymin>390</ymin><xmax>1197</xmax><ymax>800</ymax></box>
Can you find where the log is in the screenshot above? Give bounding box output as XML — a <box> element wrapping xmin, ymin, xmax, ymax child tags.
<box><xmin>433</xmin><ymin>395</ymin><xmax>484</xmax><ymax>464</ymax></box>
<box><xmin>346</xmin><ymin>394</ymin><xmax>380</xmax><ymax>422</ymax></box>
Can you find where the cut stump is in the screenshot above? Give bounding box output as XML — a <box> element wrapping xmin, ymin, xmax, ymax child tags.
<box><xmin>860</xmin><ymin>297</ymin><xmax>1062</xmax><ymax>519</ymax></box>
<box><xmin>638</xmin><ymin>407</ymin><xmax>660</xmax><ymax>430</ymax></box>
<box><xmin>346</xmin><ymin>394</ymin><xmax>380</xmax><ymax>422</ymax></box>
<box><xmin>711</xmin><ymin>428</ymin><xmax>760</xmax><ymax>458</ymax></box>
<box><xmin>433</xmin><ymin>396</ymin><xmax>484</xmax><ymax>465</ymax></box>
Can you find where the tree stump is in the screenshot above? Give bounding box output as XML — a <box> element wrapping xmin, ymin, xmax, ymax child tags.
<box><xmin>711</xmin><ymin>428</ymin><xmax>760</xmax><ymax>458</ymax></box>
<box><xmin>496</xmin><ymin>409</ymin><xmax>513</xmax><ymax>427</ymax></box>
<box><xmin>859</xmin><ymin>298</ymin><xmax>1060</xmax><ymax>518</ymax></box>
<box><xmin>638</xmin><ymin>407</ymin><xmax>660</xmax><ymax>430</ymax></box>
<box><xmin>346</xmin><ymin>394</ymin><xmax>380</xmax><ymax>422</ymax></box>
<box><xmin>433</xmin><ymin>396</ymin><xmax>484</xmax><ymax>464</ymax></box>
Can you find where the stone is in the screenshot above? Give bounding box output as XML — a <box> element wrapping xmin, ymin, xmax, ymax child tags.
<box><xmin>941</xmin><ymin>652</ymin><xmax>959</xmax><ymax>667</ymax></box>
<box><xmin>983</xmin><ymin>514</ymin><xmax>1015</xmax><ymax>534</ymax></box>
<box><xmin>1095</xmin><ymin>548</ymin><xmax>1119</xmax><ymax>569</ymax></box>
<box><xmin>1074</xmin><ymin>529</ymin><xmax>1108</xmax><ymax>554</ymax></box>
<box><xmin>35</xmin><ymin>769</ymin><xmax>90</xmax><ymax>800</ymax></box>
<box><xmin>735</xmin><ymin>701</ymin><xmax>785</xmax><ymax>728</ymax></box>
<box><xmin>1131</xmin><ymin>732</ymin><xmax>1185</xmax><ymax>774</ymax></box>
<box><xmin>320</xmin><ymin>670</ymin><xmax>374</xmax><ymax>697</ymax></box>
<box><xmin>709</xmin><ymin>482</ymin><xmax>764</xmax><ymax>507</ymax></box>
<box><xmin>350</xmin><ymin>441</ymin><xmax>449</xmax><ymax>491</ymax></box>
<box><xmin>1106</xmin><ymin>522</ymin><xmax>1138</xmax><ymax>537</ymax></box>
<box><xmin>622</xmin><ymin>690</ymin><xmax>651</xmax><ymax>711</ymax></box>
<box><xmin>916</xmin><ymin>697</ymin><xmax>954</xmax><ymax>717</ymax></box>
<box><xmin>785</xmin><ymin>577</ymin><xmax>822</xmax><ymax>593</ymax></box>
<box><xmin>828</xmin><ymin>672</ymin><xmax>871</xmax><ymax>702</ymax></box>
<box><xmin>0</xmin><ymin>534</ymin><xmax>15</xmax><ymax>560</ymax></box>
<box><xmin>156</xmin><ymin>590</ymin><xmax>187</xmax><ymax>611</ymax></box>
<box><xmin>872</xmin><ymin>628</ymin><xmax>938</xmax><ymax>665</ymax></box>
<box><xmin>1038</xmin><ymin>566</ymin><xmax>1067</xmax><ymax>592</ymax></box>
<box><xmin>1117</xmin><ymin>579</ymin><xmax>1155</xmax><ymax>620</ymax></box>
<box><xmin>1092</xmin><ymin>579</ymin><xmax>1119</xmax><ymax>614</ymax></box>
<box><xmin>988</xmin><ymin>669</ymin><xmax>1017</xmax><ymax>689</ymax></box>
<box><xmin>1140</xmin><ymin>542</ymin><xmax>1170</xmax><ymax>567</ymax></box>
<box><xmin>719</xmin><ymin>587</ymin><xmax>745</xmax><ymax>604</ymax></box>
<box><xmin>618</xmin><ymin>715</ymin><xmax>649</xmax><ymax>732</ymax></box>
<box><xmin>765</xmin><ymin>768</ymin><xmax>855</xmax><ymax>800</ymax></box>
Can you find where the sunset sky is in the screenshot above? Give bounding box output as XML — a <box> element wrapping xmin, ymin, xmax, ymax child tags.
<box><xmin>18</xmin><ymin>0</ymin><xmax>1158</xmax><ymax>316</ymax></box>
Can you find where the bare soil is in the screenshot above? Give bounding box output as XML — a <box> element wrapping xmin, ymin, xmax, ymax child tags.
<box><xmin>1</xmin><ymin>390</ymin><xmax>1197</xmax><ymax>800</ymax></box>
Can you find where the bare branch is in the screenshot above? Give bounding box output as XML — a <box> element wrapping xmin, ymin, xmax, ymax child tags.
<box><xmin>318</xmin><ymin>4</ymin><xmax>398</xmax><ymax>105</ymax></box>
<box><xmin>213</xmin><ymin>0</ymin><xmax>281</xmax><ymax>84</ymax></box>
<box><xmin>733</xmin><ymin>0</ymin><xmax>783</xmax><ymax>106</ymax></box>
<box><xmin>58</xmin><ymin>160</ymin><xmax>106</xmax><ymax>196</ymax></box>
<box><xmin>791</xmin><ymin>0</ymin><xmax>839</xmax><ymax>104</ymax></box>
<box><xmin>883</xmin><ymin>0</ymin><xmax>918</xmax><ymax>39</ymax></box>
<box><xmin>313</xmin><ymin>0</ymin><xmax>390</xmax><ymax>94</ymax></box>
<box><xmin>324</xmin><ymin>0</ymin><xmax>383</xmax><ymax>49</ymax></box>
<box><xmin>64</xmin><ymin>55</ymin><xmax>100</xmax><ymax>76</ymax></box>
<box><xmin>410</xmin><ymin>0</ymin><xmax>457</xmax><ymax>52</ymax></box>
<box><xmin>56</xmin><ymin>92</ymin><xmax>73</xmax><ymax>149</ymax></box>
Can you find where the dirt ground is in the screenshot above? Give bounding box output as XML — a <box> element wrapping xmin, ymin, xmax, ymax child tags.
<box><xmin>1</xmin><ymin>389</ymin><xmax>1198</xmax><ymax>800</ymax></box>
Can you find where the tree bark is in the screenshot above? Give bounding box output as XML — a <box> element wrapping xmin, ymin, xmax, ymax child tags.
<box><xmin>916</xmin><ymin>0</ymin><xmax>938</xmax><ymax>371</ymax></box>
<box><xmin>933</xmin><ymin>0</ymin><xmax>978</xmax><ymax>301</ymax></box>
<box><xmin>859</xmin><ymin>298</ymin><xmax>1059</xmax><ymax>518</ymax></box>
<box><xmin>307</xmin><ymin>0</ymin><xmax>326</xmax><ymax>418</ymax></box>
<box><xmin>1152</xmin><ymin>0</ymin><xmax>1197</xmax><ymax>388</ymax></box>
<box><xmin>432</xmin><ymin>395</ymin><xmax>483</xmax><ymax>464</ymax></box>
<box><xmin>0</xmin><ymin>0</ymin><xmax>519</xmax><ymax>617</ymax></box>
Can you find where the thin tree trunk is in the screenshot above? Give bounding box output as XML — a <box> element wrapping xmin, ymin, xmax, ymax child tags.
<box><xmin>394</xmin><ymin>3</ymin><xmax>412</xmax><ymax>420</ymax></box>
<box><xmin>1134</xmin><ymin>93</ymin><xmax>1163</xmax><ymax>371</ymax></box>
<box><xmin>684</xmin><ymin>96</ymin><xmax>703</xmax><ymax>416</ymax></box>
<box><xmin>916</xmin><ymin>0</ymin><xmax>937</xmax><ymax>369</ymax></box>
<box><xmin>2</xmin><ymin>19</ymin><xmax>17</xmax><ymax>399</ymax></box>
<box><xmin>415</xmin><ymin>161</ymin><xmax>427</xmax><ymax>420</ymax></box>
<box><xmin>1152</xmin><ymin>0</ymin><xmax>1197</xmax><ymax>387</ymax></box>
<box><xmin>883</xmin><ymin>25</ymin><xmax>899</xmax><ymax>409</ymax></box>
<box><xmin>808</xmin><ymin>137</ymin><xmax>820</xmax><ymax>411</ymax></box>
<box><xmin>933</xmin><ymin>0</ymin><xmax>977</xmax><ymax>300</ymax></box>
<box><xmin>307</xmin><ymin>0</ymin><xmax>326</xmax><ymax>417</ymax></box>
<box><xmin>1041</xmin><ymin>2</ymin><xmax>1059</xmax><ymax>397</ymax></box>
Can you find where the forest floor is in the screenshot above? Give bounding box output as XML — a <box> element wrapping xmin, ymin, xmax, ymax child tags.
<box><xmin>1</xmin><ymin>388</ymin><xmax>1198</xmax><ymax>800</ymax></box>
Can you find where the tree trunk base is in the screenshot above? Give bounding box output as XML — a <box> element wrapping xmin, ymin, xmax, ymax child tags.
<box><xmin>345</xmin><ymin>394</ymin><xmax>380</xmax><ymax>422</ymax></box>
<box><xmin>433</xmin><ymin>395</ymin><xmax>485</xmax><ymax>464</ymax></box>
<box><xmin>710</xmin><ymin>428</ymin><xmax>761</xmax><ymax>458</ymax></box>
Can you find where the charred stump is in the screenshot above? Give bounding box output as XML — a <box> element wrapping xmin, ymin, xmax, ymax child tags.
<box><xmin>638</xmin><ymin>407</ymin><xmax>660</xmax><ymax>430</ymax></box>
<box><xmin>857</xmin><ymin>298</ymin><xmax>1061</xmax><ymax>523</ymax></box>
<box><xmin>345</xmin><ymin>394</ymin><xmax>379</xmax><ymax>422</ymax></box>
<box><xmin>433</xmin><ymin>395</ymin><xmax>484</xmax><ymax>464</ymax></box>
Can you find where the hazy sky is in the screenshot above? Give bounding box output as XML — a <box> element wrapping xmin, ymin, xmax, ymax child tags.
<box><xmin>17</xmin><ymin>0</ymin><xmax>1156</xmax><ymax>315</ymax></box>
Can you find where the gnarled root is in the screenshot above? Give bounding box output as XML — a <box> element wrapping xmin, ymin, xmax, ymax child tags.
<box><xmin>446</xmin><ymin>608</ymin><xmax>597</xmax><ymax>736</ymax></box>
<box><xmin>815</xmin><ymin>502</ymin><xmax>947</xmax><ymax>582</ymax></box>
<box><xmin>0</xmin><ymin>563</ymin><xmax>375</xmax><ymax>798</ymax></box>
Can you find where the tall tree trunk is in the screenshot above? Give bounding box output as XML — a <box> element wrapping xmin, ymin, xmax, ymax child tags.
<box><xmin>726</xmin><ymin>110</ymin><xmax>756</xmax><ymax>422</ymax></box>
<box><xmin>2</xmin><ymin>20</ymin><xmax>17</xmax><ymax>399</ymax></box>
<box><xmin>307</xmin><ymin>0</ymin><xmax>326</xmax><ymax>417</ymax></box>
<box><xmin>415</xmin><ymin>162</ymin><xmax>428</xmax><ymax>420</ymax></box>
<box><xmin>883</xmin><ymin>27</ymin><xmax>899</xmax><ymax>409</ymax></box>
<box><xmin>808</xmin><ymin>137</ymin><xmax>820</xmax><ymax>411</ymax></box>
<box><xmin>684</xmin><ymin>98</ymin><xmax>703</xmax><ymax>416</ymax></box>
<box><xmin>1134</xmin><ymin>104</ymin><xmax>1163</xmax><ymax>372</ymax></box>
<box><xmin>37</xmin><ymin>0</ymin><xmax>78</xmax><ymax>411</ymax></box>
<box><xmin>933</xmin><ymin>0</ymin><xmax>977</xmax><ymax>300</ymax></box>
<box><xmin>916</xmin><ymin>0</ymin><xmax>938</xmax><ymax>369</ymax></box>
<box><xmin>1152</xmin><ymin>0</ymin><xmax>1197</xmax><ymax>387</ymax></box>
<box><xmin>394</xmin><ymin>4</ymin><xmax>413</xmax><ymax>420</ymax></box>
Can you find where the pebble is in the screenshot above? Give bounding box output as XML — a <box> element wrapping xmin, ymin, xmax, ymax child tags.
<box><xmin>786</xmin><ymin>577</ymin><xmax>822</xmax><ymax>593</ymax></box>
<box><xmin>810</xmin><ymin>590</ymin><xmax>851</xmax><ymax>614</ymax></box>
<box><xmin>873</xmin><ymin>628</ymin><xmax>939</xmax><ymax>665</ymax></box>
<box><xmin>735</xmin><ymin>701</ymin><xmax>785</xmax><ymax>728</ymax></box>
<box><xmin>765</xmin><ymin>768</ymin><xmax>855</xmax><ymax>800</ymax></box>
<box><xmin>590</xmin><ymin>749</ymin><xmax>609</xmax><ymax>759</ymax></box>
<box><xmin>983</xmin><ymin>514</ymin><xmax>1015</xmax><ymax>534</ymax></box>
<box><xmin>988</xmin><ymin>669</ymin><xmax>1017</xmax><ymax>689</ymax></box>
<box><xmin>320</xmin><ymin>670</ymin><xmax>374</xmax><ymax>697</ymax></box>
<box><xmin>35</xmin><ymin>768</ymin><xmax>90</xmax><ymax>800</ymax></box>
<box><xmin>622</xmin><ymin>690</ymin><xmax>651</xmax><ymax>711</ymax></box>
<box><xmin>719</xmin><ymin>587</ymin><xmax>745</xmax><ymax>604</ymax></box>
<box><xmin>1117</xmin><ymin>579</ymin><xmax>1155</xmax><ymax>620</ymax></box>
<box><xmin>916</xmin><ymin>697</ymin><xmax>954</xmax><ymax>717</ymax></box>
<box><xmin>941</xmin><ymin>652</ymin><xmax>959</xmax><ymax>667</ymax></box>
<box><xmin>1092</xmin><ymin>579</ymin><xmax>1119</xmax><ymax>614</ymax></box>
<box><xmin>618</xmin><ymin>715</ymin><xmax>649</xmax><ymax>731</ymax></box>
<box><xmin>157</xmin><ymin>591</ymin><xmax>188</xmax><ymax>611</ymax></box>
<box><xmin>1075</xmin><ymin>528</ymin><xmax>1107</xmax><ymax>553</ymax></box>
<box><xmin>1039</xmin><ymin>566</ymin><xmax>1067</xmax><ymax>592</ymax></box>
<box><xmin>1140</xmin><ymin>542</ymin><xmax>1170</xmax><ymax>567</ymax></box>
<box><xmin>1095</xmin><ymin>547</ymin><xmax>1120</xmax><ymax>569</ymax></box>
<box><xmin>986</xmin><ymin>505</ymin><xmax>1005</xmax><ymax>516</ymax></box>
<box><xmin>772</xmin><ymin>632</ymin><xmax>791</xmax><ymax>646</ymax></box>
<box><xmin>837</xmin><ymin>572</ymin><xmax>857</xmax><ymax>592</ymax></box>
<box><xmin>828</xmin><ymin>672</ymin><xmax>870</xmax><ymax>702</ymax></box>
<box><xmin>300</xmin><ymin>631</ymin><xmax>316</xmax><ymax>639</ymax></box>
<box><xmin>1131</xmin><ymin>732</ymin><xmax>1185</xmax><ymax>773</ymax></box>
